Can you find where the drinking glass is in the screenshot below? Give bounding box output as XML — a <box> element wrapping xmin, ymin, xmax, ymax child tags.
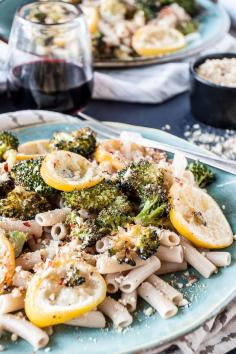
<box><xmin>7</xmin><ymin>1</ymin><xmax>93</xmax><ymax>113</ymax></box>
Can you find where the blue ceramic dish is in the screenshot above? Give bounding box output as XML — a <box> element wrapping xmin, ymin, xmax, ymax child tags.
<box><xmin>190</xmin><ymin>52</ymin><xmax>236</xmax><ymax>129</ymax></box>
<box><xmin>0</xmin><ymin>111</ymin><xmax>235</xmax><ymax>354</ymax></box>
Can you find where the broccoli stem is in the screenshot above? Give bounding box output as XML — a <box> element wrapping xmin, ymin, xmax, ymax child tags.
<box><xmin>134</xmin><ymin>197</ymin><xmax>168</xmax><ymax>226</ymax></box>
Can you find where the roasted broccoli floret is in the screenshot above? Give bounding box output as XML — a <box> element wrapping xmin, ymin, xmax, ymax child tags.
<box><xmin>0</xmin><ymin>173</ymin><xmax>14</xmax><ymax>198</ymax></box>
<box><xmin>0</xmin><ymin>131</ymin><xmax>19</xmax><ymax>161</ymax></box>
<box><xmin>62</xmin><ymin>180</ymin><xmax>122</xmax><ymax>212</ymax></box>
<box><xmin>178</xmin><ymin>19</ymin><xmax>198</xmax><ymax>35</ymax></box>
<box><xmin>66</xmin><ymin>211</ymin><xmax>104</xmax><ymax>248</ymax></box>
<box><xmin>188</xmin><ymin>161</ymin><xmax>215</xmax><ymax>188</ymax></box>
<box><xmin>136</xmin><ymin>0</ymin><xmax>160</xmax><ymax>20</ymax></box>
<box><xmin>7</xmin><ymin>231</ymin><xmax>27</xmax><ymax>257</ymax></box>
<box><xmin>134</xmin><ymin>184</ymin><xmax>170</xmax><ymax>226</ymax></box>
<box><xmin>160</xmin><ymin>0</ymin><xmax>198</xmax><ymax>16</ymax></box>
<box><xmin>11</xmin><ymin>157</ymin><xmax>54</xmax><ymax>196</ymax></box>
<box><xmin>118</xmin><ymin>160</ymin><xmax>168</xmax><ymax>225</ymax></box>
<box><xmin>97</xmin><ymin>196</ymin><xmax>134</xmax><ymax>233</ymax></box>
<box><xmin>49</xmin><ymin>128</ymin><xmax>96</xmax><ymax>159</ymax></box>
<box><xmin>118</xmin><ymin>159</ymin><xmax>164</xmax><ymax>197</ymax></box>
<box><xmin>0</xmin><ymin>186</ymin><xmax>51</xmax><ymax>220</ymax></box>
<box><xmin>108</xmin><ymin>225</ymin><xmax>160</xmax><ymax>265</ymax></box>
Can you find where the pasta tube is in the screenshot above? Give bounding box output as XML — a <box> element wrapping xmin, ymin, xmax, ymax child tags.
<box><xmin>120</xmin><ymin>256</ymin><xmax>161</xmax><ymax>293</ymax></box>
<box><xmin>98</xmin><ymin>297</ymin><xmax>133</xmax><ymax>329</ymax></box>
<box><xmin>138</xmin><ymin>282</ymin><xmax>178</xmax><ymax>319</ymax></box>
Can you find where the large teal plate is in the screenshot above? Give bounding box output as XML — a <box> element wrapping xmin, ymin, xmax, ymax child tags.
<box><xmin>0</xmin><ymin>111</ymin><xmax>236</xmax><ymax>354</ymax></box>
<box><xmin>0</xmin><ymin>0</ymin><xmax>230</xmax><ymax>68</ymax></box>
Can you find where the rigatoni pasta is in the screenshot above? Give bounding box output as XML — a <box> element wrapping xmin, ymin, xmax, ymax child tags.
<box><xmin>155</xmin><ymin>245</ymin><xmax>183</xmax><ymax>263</ymax></box>
<box><xmin>205</xmin><ymin>252</ymin><xmax>231</xmax><ymax>267</ymax></box>
<box><xmin>0</xmin><ymin>292</ymin><xmax>25</xmax><ymax>314</ymax></box>
<box><xmin>0</xmin><ymin>314</ymin><xmax>49</xmax><ymax>349</ymax></box>
<box><xmin>155</xmin><ymin>261</ymin><xmax>188</xmax><ymax>275</ymax></box>
<box><xmin>148</xmin><ymin>274</ymin><xmax>183</xmax><ymax>306</ymax></box>
<box><xmin>120</xmin><ymin>290</ymin><xmax>137</xmax><ymax>313</ymax></box>
<box><xmin>181</xmin><ymin>239</ymin><xmax>217</xmax><ymax>278</ymax></box>
<box><xmin>65</xmin><ymin>311</ymin><xmax>106</xmax><ymax>328</ymax></box>
<box><xmin>138</xmin><ymin>282</ymin><xmax>178</xmax><ymax>319</ymax></box>
<box><xmin>35</xmin><ymin>208</ymin><xmax>70</xmax><ymax>227</ymax></box>
<box><xmin>98</xmin><ymin>297</ymin><xmax>133</xmax><ymax>329</ymax></box>
<box><xmin>120</xmin><ymin>256</ymin><xmax>161</xmax><ymax>293</ymax></box>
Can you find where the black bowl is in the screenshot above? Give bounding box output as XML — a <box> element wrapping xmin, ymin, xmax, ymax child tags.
<box><xmin>190</xmin><ymin>52</ymin><xmax>236</xmax><ymax>129</ymax></box>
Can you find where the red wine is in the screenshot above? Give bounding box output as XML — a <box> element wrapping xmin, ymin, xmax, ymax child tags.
<box><xmin>7</xmin><ymin>60</ymin><xmax>93</xmax><ymax>113</ymax></box>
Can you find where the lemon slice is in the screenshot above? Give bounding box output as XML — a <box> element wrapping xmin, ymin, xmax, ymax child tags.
<box><xmin>17</xmin><ymin>139</ymin><xmax>51</xmax><ymax>160</ymax></box>
<box><xmin>41</xmin><ymin>150</ymin><xmax>103</xmax><ymax>192</ymax></box>
<box><xmin>25</xmin><ymin>258</ymin><xmax>106</xmax><ymax>327</ymax></box>
<box><xmin>95</xmin><ymin>139</ymin><xmax>146</xmax><ymax>171</ymax></box>
<box><xmin>0</xmin><ymin>229</ymin><xmax>15</xmax><ymax>294</ymax></box>
<box><xmin>4</xmin><ymin>140</ymin><xmax>51</xmax><ymax>161</ymax></box>
<box><xmin>81</xmin><ymin>5</ymin><xmax>99</xmax><ymax>34</ymax></box>
<box><xmin>132</xmin><ymin>26</ymin><xmax>186</xmax><ymax>57</ymax></box>
<box><xmin>169</xmin><ymin>182</ymin><xmax>233</xmax><ymax>248</ymax></box>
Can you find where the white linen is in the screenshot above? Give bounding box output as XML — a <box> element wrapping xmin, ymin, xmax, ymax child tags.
<box><xmin>1</xmin><ymin>34</ymin><xmax>236</xmax><ymax>104</ymax></box>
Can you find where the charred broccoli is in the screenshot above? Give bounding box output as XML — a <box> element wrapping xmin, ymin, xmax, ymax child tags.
<box><xmin>0</xmin><ymin>131</ymin><xmax>19</xmax><ymax>161</ymax></box>
<box><xmin>11</xmin><ymin>157</ymin><xmax>54</xmax><ymax>196</ymax></box>
<box><xmin>96</xmin><ymin>196</ymin><xmax>134</xmax><ymax>233</ymax></box>
<box><xmin>108</xmin><ymin>225</ymin><xmax>160</xmax><ymax>265</ymax></box>
<box><xmin>188</xmin><ymin>161</ymin><xmax>215</xmax><ymax>188</ymax></box>
<box><xmin>0</xmin><ymin>186</ymin><xmax>51</xmax><ymax>220</ymax></box>
<box><xmin>136</xmin><ymin>0</ymin><xmax>160</xmax><ymax>20</ymax></box>
<box><xmin>49</xmin><ymin>128</ymin><xmax>96</xmax><ymax>159</ymax></box>
<box><xmin>160</xmin><ymin>0</ymin><xmax>198</xmax><ymax>16</ymax></box>
<box><xmin>118</xmin><ymin>160</ymin><xmax>168</xmax><ymax>226</ymax></box>
<box><xmin>62</xmin><ymin>180</ymin><xmax>123</xmax><ymax>212</ymax></box>
<box><xmin>118</xmin><ymin>159</ymin><xmax>164</xmax><ymax>197</ymax></box>
<box><xmin>66</xmin><ymin>211</ymin><xmax>103</xmax><ymax>248</ymax></box>
<box><xmin>0</xmin><ymin>173</ymin><xmax>14</xmax><ymax>198</ymax></box>
<box><xmin>178</xmin><ymin>19</ymin><xmax>198</xmax><ymax>35</ymax></box>
<box><xmin>7</xmin><ymin>231</ymin><xmax>27</xmax><ymax>257</ymax></box>
<box><xmin>134</xmin><ymin>184</ymin><xmax>170</xmax><ymax>226</ymax></box>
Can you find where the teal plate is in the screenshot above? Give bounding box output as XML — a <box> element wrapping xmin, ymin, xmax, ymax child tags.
<box><xmin>1</xmin><ymin>111</ymin><xmax>236</xmax><ymax>354</ymax></box>
<box><xmin>0</xmin><ymin>0</ymin><xmax>230</xmax><ymax>68</ymax></box>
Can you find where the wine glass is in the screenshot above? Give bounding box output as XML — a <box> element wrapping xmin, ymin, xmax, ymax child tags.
<box><xmin>6</xmin><ymin>1</ymin><xmax>93</xmax><ymax>113</ymax></box>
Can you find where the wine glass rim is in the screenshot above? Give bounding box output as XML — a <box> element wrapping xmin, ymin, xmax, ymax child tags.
<box><xmin>15</xmin><ymin>0</ymin><xmax>83</xmax><ymax>27</ymax></box>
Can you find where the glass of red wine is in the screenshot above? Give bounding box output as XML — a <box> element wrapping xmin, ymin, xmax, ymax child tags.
<box><xmin>7</xmin><ymin>1</ymin><xmax>93</xmax><ymax>113</ymax></box>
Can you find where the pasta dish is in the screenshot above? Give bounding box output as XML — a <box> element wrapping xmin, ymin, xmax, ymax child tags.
<box><xmin>0</xmin><ymin>127</ymin><xmax>233</xmax><ymax>350</ymax></box>
<box><xmin>30</xmin><ymin>0</ymin><xmax>200</xmax><ymax>61</ymax></box>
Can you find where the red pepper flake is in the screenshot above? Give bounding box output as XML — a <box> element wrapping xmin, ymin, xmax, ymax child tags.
<box><xmin>3</xmin><ymin>163</ymin><xmax>8</xmax><ymax>172</ymax></box>
<box><xmin>23</xmin><ymin>221</ymin><xmax>31</xmax><ymax>227</ymax></box>
<box><xmin>67</xmin><ymin>153</ymin><xmax>71</xmax><ymax>158</ymax></box>
<box><xmin>59</xmin><ymin>278</ymin><xmax>65</xmax><ymax>285</ymax></box>
<box><xmin>175</xmin><ymin>177</ymin><xmax>183</xmax><ymax>186</ymax></box>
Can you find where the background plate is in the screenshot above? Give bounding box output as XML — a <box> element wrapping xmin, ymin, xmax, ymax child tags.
<box><xmin>93</xmin><ymin>0</ymin><xmax>230</xmax><ymax>68</ymax></box>
<box><xmin>0</xmin><ymin>110</ymin><xmax>236</xmax><ymax>354</ymax></box>
<box><xmin>0</xmin><ymin>0</ymin><xmax>230</xmax><ymax>68</ymax></box>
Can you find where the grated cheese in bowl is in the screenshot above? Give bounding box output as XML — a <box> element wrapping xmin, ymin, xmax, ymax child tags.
<box><xmin>196</xmin><ymin>58</ymin><xmax>236</xmax><ymax>87</ymax></box>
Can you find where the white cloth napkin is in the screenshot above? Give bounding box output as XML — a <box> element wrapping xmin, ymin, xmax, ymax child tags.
<box><xmin>93</xmin><ymin>34</ymin><xmax>236</xmax><ymax>104</ymax></box>
<box><xmin>1</xmin><ymin>33</ymin><xmax>236</xmax><ymax>104</ymax></box>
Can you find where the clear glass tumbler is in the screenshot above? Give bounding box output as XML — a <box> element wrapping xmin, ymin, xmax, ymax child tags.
<box><xmin>7</xmin><ymin>1</ymin><xmax>93</xmax><ymax>113</ymax></box>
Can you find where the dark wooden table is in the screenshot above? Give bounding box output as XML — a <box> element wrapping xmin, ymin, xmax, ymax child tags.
<box><xmin>85</xmin><ymin>92</ymin><xmax>194</xmax><ymax>139</ymax></box>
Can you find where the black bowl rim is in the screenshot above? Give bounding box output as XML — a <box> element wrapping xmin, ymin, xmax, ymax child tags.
<box><xmin>190</xmin><ymin>52</ymin><xmax>236</xmax><ymax>90</ymax></box>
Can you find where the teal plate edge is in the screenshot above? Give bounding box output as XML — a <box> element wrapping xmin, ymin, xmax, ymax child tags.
<box><xmin>0</xmin><ymin>112</ymin><xmax>236</xmax><ymax>354</ymax></box>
